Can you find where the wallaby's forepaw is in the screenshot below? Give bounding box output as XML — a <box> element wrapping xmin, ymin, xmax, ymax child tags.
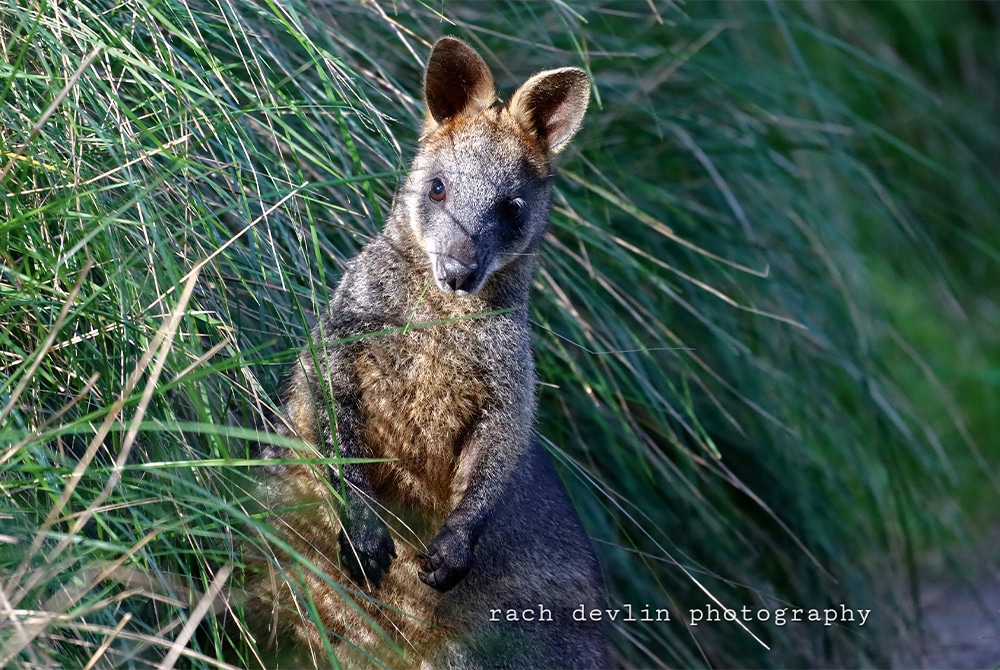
<box><xmin>338</xmin><ymin>506</ymin><xmax>396</xmax><ymax>588</ymax></box>
<box><xmin>419</xmin><ymin>525</ymin><xmax>472</xmax><ymax>592</ymax></box>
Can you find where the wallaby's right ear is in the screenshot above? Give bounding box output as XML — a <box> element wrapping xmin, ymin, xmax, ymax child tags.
<box><xmin>423</xmin><ymin>37</ymin><xmax>496</xmax><ymax>133</ymax></box>
<box><xmin>509</xmin><ymin>67</ymin><xmax>590</xmax><ymax>155</ymax></box>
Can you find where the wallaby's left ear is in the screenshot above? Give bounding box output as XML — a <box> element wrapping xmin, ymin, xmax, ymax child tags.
<box><xmin>424</xmin><ymin>37</ymin><xmax>496</xmax><ymax>132</ymax></box>
<box><xmin>509</xmin><ymin>67</ymin><xmax>590</xmax><ymax>154</ymax></box>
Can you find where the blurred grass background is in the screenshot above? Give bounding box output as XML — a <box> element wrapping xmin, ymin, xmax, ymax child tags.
<box><xmin>1</xmin><ymin>0</ymin><xmax>997</xmax><ymax>667</ymax></box>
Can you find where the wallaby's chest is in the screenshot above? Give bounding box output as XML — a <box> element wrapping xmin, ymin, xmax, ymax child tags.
<box><xmin>353</xmin><ymin>325</ymin><xmax>487</xmax><ymax>516</ymax></box>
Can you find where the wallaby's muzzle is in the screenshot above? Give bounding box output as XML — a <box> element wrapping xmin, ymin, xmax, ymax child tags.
<box><xmin>434</xmin><ymin>234</ymin><xmax>485</xmax><ymax>295</ymax></box>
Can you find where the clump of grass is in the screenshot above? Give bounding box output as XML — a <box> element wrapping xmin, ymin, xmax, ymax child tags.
<box><xmin>2</xmin><ymin>1</ymin><xmax>997</xmax><ymax>668</ymax></box>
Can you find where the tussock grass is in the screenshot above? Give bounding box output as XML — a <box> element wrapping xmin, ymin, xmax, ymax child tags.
<box><xmin>2</xmin><ymin>1</ymin><xmax>997</xmax><ymax>668</ymax></box>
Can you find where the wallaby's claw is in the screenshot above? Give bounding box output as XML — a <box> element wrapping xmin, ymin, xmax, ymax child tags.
<box><xmin>419</xmin><ymin>525</ymin><xmax>472</xmax><ymax>592</ymax></box>
<box><xmin>339</xmin><ymin>508</ymin><xmax>396</xmax><ymax>588</ymax></box>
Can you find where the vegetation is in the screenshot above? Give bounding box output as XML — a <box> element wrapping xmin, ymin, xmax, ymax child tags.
<box><xmin>2</xmin><ymin>1</ymin><xmax>997</xmax><ymax>667</ymax></box>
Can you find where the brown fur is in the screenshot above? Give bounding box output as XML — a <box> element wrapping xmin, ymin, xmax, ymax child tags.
<box><xmin>355</xmin><ymin>326</ymin><xmax>486</xmax><ymax>516</ymax></box>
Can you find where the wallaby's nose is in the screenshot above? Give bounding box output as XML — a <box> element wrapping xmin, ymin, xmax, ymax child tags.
<box><xmin>440</xmin><ymin>256</ymin><xmax>480</xmax><ymax>293</ymax></box>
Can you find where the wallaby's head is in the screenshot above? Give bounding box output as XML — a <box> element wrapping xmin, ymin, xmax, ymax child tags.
<box><xmin>404</xmin><ymin>37</ymin><xmax>590</xmax><ymax>297</ymax></box>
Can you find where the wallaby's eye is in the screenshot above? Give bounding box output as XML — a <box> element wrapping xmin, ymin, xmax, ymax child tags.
<box><xmin>506</xmin><ymin>197</ymin><xmax>526</xmax><ymax>219</ymax></box>
<box><xmin>428</xmin><ymin>178</ymin><xmax>446</xmax><ymax>202</ymax></box>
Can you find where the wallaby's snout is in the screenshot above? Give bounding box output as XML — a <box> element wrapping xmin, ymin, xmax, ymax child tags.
<box><xmin>436</xmin><ymin>233</ymin><xmax>481</xmax><ymax>294</ymax></box>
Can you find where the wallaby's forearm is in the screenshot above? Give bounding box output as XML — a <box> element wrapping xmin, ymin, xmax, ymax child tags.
<box><xmin>419</xmin><ymin>403</ymin><xmax>534</xmax><ymax>590</ymax></box>
<box><xmin>300</xmin><ymin>312</ymin><xmax>403</xmax><ymax>587</ymax></box>
<box><xmin>419</xmin><ymin>316</ymin><xmax>536</xmax><ymax>590</ymax></box>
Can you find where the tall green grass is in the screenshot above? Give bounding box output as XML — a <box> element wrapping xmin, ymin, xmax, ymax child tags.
<box><xmin>2</xmin><ymin>1</ymin><xmax>997</xmax><ymax>668</ymax></box>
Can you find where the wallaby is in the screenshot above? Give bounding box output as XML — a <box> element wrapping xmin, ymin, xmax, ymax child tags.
<box><xmin>245</xmin><ymin>36</ymin><xmax>608</xmax><ymax>669</ymax></box>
